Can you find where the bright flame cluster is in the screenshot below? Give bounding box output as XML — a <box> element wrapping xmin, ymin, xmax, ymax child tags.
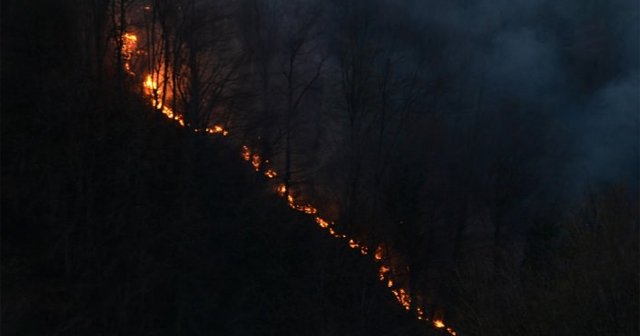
<box><xmin>122</xmin><ymin>33</ymin><xmax>138</xmax><ymax>74</ymax></box>
<box><xmin>123</xmin><ymin>30</ymin><xmax>458</xmax><ymax>336</ymax></box>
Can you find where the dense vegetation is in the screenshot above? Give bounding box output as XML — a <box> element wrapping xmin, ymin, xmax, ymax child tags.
<box><xmin>3</xmin><ymin>0</ymin><xmax>638</xmax><ymax>335</ymax></box>
<box><xmin>2</xmin><ymin>3</ymin><xmax>437</xmax><ymax>335</ymax></box>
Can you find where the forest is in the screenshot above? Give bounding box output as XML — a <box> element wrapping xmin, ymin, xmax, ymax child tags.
<box><xmin>2</xmin><ymin>0</ymin><xmax>638</xmax><ymax>335</ymax></box>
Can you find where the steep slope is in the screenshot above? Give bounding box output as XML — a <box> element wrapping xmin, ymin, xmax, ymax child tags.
<box><xmin>2</xmin><ymin>71</ymin><xmax>437</xmax><ymax>336</ymax></box>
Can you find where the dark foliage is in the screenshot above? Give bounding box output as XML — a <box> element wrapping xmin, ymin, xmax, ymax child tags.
<box><xmin>2</xmin><ymin>0</ymin><xmax>638</xmax><ymax>335</ymax></box>
<box><xmin>1</xmin><ymin>1</ymin><xmax>437</xmax><ymax>335</ymax></box>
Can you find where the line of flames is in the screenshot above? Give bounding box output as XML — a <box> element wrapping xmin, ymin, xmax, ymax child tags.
<box><xmin>124</xmin><ymin>31</ymin><xmax>457</xmax><ymax>336</ymax></box>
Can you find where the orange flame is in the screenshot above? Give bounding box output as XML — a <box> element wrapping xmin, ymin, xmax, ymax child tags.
<box><xmin>315</xmin><ymin>216</ymin><xmax>330</xmax><ymax>228</ymax></box>
<box><xmin>122</xmin><ymin>33</ymin><xmax>138</xmax><ymax>74</ymax></box>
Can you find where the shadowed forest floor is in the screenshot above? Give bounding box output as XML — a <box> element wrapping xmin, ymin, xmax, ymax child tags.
<box><xmin>2</xmin><ymin>87</ymin><xmax>443</xmax><ymax>335</ymax></box>
<box><xmin>3</xmin><ymin>1</ymin><xmax>637</xmax><ymax>335</ymax></box>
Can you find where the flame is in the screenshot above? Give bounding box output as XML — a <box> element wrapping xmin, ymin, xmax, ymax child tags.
<box><xmin>123</xmin><ymin>33</ymin><xmax>137</xmax><ymax>43</ymax></box>
<box><xmin>315</xmin><ymin>216</ymin><xmax>330</xmax><ymax>228</ymax></box>
<box><xmin>122</xmin><ymin>33</ymin><xmax>138</xmax><ymax>74</ymax></box>
<box><xmin>434</xmin><ymin>320</ymin><xmax>445</xmax><ymax>328</ymax></box>
<box><xmin>144</xmin><ymin>74</ymin><xmax>157</xmax><ymax>91</ymax></box>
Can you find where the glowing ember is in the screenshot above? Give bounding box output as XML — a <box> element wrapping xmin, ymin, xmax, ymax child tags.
<box><xmin>315</xmin><ymin>216</ymin><xmax>330</xmax><ymax>228</ymax></box>
<box><xmin>301</xmin><ymin>205</ymin><xmax>317</xmax><ymax>214</ymax></box>
<box><xmin>251</xmin><ymin>153</ymin><xmax>261</xmax><ymax>171</ymax></box>
<box><xmin>379</xmin><ymin>265</ymin><xmax>390</xmax><ymax>281</ymax></box>
<box><xmin>374</xmin><ymin>245</ymin><xmax>384</xmax><ymax>261</ymax></box>
<box><xmin>360</xmin><ymin>245</ymin><xmax>368</xmax><ymax>255</ymax></box>
<box><xmin>265</xmin><ymin>169</ymin><xmax>278</xmax><ymax>178</ymax></box>
<box><xmin>241</xmin><ymin>146</ymin><xmax>251</xmax><ymax>161</ymax></box>
<box><xmin>206</xmin><ymin>125</ymin><xmax>228</xmax><ymax>136</ymax></box>
<box><xmin>392</xmin><ymin>288</ymin><xmax>412</xmax><ymax>310</ymax></box>
<box><xmin>276</xmin><ymin>184</ymin><xmax>287</xmax><ymax>196</ymax></box>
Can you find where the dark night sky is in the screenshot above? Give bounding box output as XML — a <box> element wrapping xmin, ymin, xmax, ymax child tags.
<box><xmin>397</xmin><ymin>0</ymin><xmax>639</xmax><ymax>196</ymax></box>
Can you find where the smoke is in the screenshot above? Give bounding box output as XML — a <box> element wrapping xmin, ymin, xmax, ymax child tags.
<box><xmin>401</xmin><ymin>0</ymin><xmax>639</xmax><ymax>197</ymax></box>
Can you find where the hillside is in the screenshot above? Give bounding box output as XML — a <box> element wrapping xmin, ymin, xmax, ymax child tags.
<box><xmin>3</xmin><ymin>1</ymin><xmax>638</xmax><ymax>335</ymax></box>
<box><xmin>2</xmin><ymin>62</ymin><xmax>437</xmax><ymax>336</ymax></box>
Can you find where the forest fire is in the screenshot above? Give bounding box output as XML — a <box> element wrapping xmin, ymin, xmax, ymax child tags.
<box><xmin>14</xmin><ymin>1</ymin><xmax>633</xmax><ymax>335</ymax></box>
<box><xmin>392</xmin><ymin>288</ymin><xmax>412</xmax><ymax>311</ymax></box>
<box><xmin>124</xmin><ymin>30</ymin><xmax>459</xmax><ymax>336</ymax></box>
<box><xmin>143</xmin><ymin>74</ymin><xmax>186</xmax><ymax>126</ymax></box>
<box><xmin>143</xmin><ymin>74</ymin><xmax>156</xmax><ymax>91</ymax></box>
<box><xmin>122</xmin><ymin>33</ymin><xmax>137</xmax><ymax>74</ymax></box>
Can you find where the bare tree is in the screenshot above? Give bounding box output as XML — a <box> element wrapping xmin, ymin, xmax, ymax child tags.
<box><xmin>278</xmin><ymin>1</ymin><xmax>325</xmax><ymax>194</ymax></box>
